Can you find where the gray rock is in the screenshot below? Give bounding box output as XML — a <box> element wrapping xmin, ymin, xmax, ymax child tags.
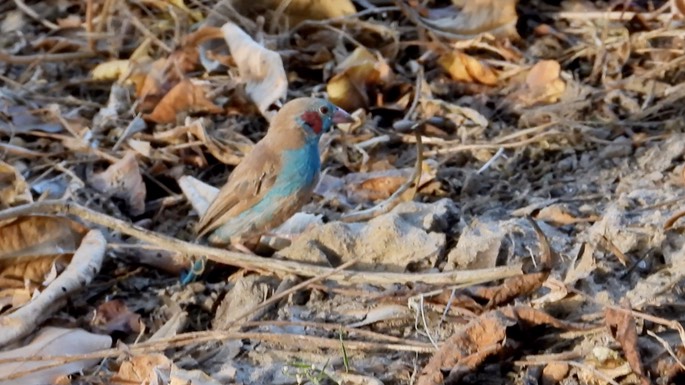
<box><xmin>277</xmin><ymin>199</ymin><xmax>458</xmax><ymax>272</ymax></box>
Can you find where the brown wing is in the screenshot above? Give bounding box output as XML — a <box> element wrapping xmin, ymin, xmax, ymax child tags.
<box><xmin>194</xmin><ymin>142</ymin><xmax>281</xmax><ymax>238</ymax></box>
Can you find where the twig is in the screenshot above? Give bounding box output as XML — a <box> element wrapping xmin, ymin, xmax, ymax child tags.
<box><xmin>549</xmin><ymin>11</ymin><xmax>672</xmax><ymax>22</ymax></box>
<box><xmin>269</xmin><ymin>0</ymin><xmax>295</xmax><ymax>34</ymax></box>
<box><xmin>0</xmin><ymin>51</ymin><xmax>97</xmax><ymax>65</ymax></box>
<box><xmin>0</xmin><ymin>201</ymin><xmax>522</xmax><ymax>285</ymax></box>
<box><xmin>476</xmin><ymin>147</ymin><xmax>505</xmax><ymax>174</ymax></box>
<box><xmin>0</xmin><ymin>329</ymin><xmax>432</xmax><ymax>382</ymax></box>
<box><xmin>242</xmin><ymin>320</ymin><xmax>432</xmax><ymax>347</ymax></box>
<box><xmin>340</xmin><ymin>120</ymin><xmax>424</xmax><ymax>222</ymax></box>
<box><xmin>123</xmin><ymin>7</ymin><xmax>172</xmax><ymax>53</ymax></box>
<box><xmin>85</xmin><ymin>0</ymin><xmax>95</xmax><ymax>50</ymax></box>
<box><xmin>403</xmin><ymin>66</ymin><xmax>423</xmax><ymax>120</ymax></box>
<box><xmin>12</xmin><ymin>0</ymin><xmax>60</xmax><ymax>30</ymax></box>
<box><xmin>416</xmin><ymin>295</ymin><xmax>438</xmax><ymax>349</ymax></box>
<box><xmin>425</xmin><ymin>131</ymin><xmax>560</xmax><ymax>157</ymax></box>
<box><xmin>646</xmin><ymin>330</ymin><xmax>685</xmax><ymax>372</ymax></box>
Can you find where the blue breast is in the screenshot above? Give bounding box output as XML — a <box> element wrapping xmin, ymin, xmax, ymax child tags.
<box><xmin>269</xmin><ymin>138</ymin><xmax>321</xmax><ymax>197</ymax></box>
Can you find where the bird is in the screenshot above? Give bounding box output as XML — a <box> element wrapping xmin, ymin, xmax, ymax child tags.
<box><xmin>195</xmin><ymin>97</ymin><xmax>354</xmax><ymax>250</ymax></box>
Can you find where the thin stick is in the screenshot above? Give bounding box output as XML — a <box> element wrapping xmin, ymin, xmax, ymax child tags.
<box><xmin>341</xmin><ymin>120</ymin><xmax>425</xmax><ymax>222</ymax></box>
<box><xmin>12</xmin><ymin>0</ymin><xmax>60</xmax><ymax>30</ymax></box>
<box><xmin>85</xmin><ymin>0</ymin><xmax>95</xmax><ymax>51</ymax></box>
<box><xmin>425</xmin><ymin>131</ymin><xmax>559</xmax><ymax>157</ymax></box>
<box><xmin>0</xmin><ymin>51</ymin><xmax>97</xmax><ymax>65</ymax></box>
<box><xmin>0</xmin><ymin>201</ymin><xmax>522</xmax><ymax>285</ymax></box>
<box><xmin>0</xmin><ymin>329</ymin><xmax>432</xmax><ymax>382</ymax></box>
<box><xmin>646</xmin><ymin>330</ymin><xmax>685</xmax><ymax>372</ymax></box>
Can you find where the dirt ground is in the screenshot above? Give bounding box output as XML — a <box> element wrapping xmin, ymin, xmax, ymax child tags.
<box><xmin>2</xmin><ymin>0</ymin><xmax>685</xmax><ymax>384</ymax></box>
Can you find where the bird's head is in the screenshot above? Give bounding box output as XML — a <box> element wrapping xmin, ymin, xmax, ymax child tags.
<box><xmin>279</xmin><ymin>97</ymin><xmax>354</xmax><ymax>139</ymax></box>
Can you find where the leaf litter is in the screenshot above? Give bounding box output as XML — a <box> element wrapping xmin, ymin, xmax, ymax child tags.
<box><xmin>2</xmin><ymin>0</ymin><xmax>685</xmax><ymax>384</ymax></box>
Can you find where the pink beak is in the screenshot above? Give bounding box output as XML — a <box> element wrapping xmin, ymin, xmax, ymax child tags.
<box><xmin>332</xmin><ymin>107</ymin><xmax>355</xmax><ymax>124</ymax></box>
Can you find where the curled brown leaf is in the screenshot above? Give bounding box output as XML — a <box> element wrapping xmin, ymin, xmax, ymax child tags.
<box><xmin>88</xmin><ymin>152</ymin><xmax>147</xmax><ymax>215</ymax></box>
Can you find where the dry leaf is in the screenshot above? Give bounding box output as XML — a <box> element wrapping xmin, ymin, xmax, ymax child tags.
<box><xmin>509</xmin><ymin>60</ymin><xmax>566</xmax><ymax>107</ymax></box>
<box><xmin>438</xmin><ymin>51</ymin><xmax>498</xmax><ymax>86</ymax></box>
<box><xmin>89</xmin><ymin>152</ymin><xmax>147</xmax><ymax>215</ymax></box>
<box><xmin>327</xmin><ymin>47</ymin><xmax>392</xmax><ymax>111</ymax></box>
<box><xmin>113</xmin><ymin>353</ymin><xmax>221</xmax><ymax>385</ymax></box>
<box><xmin>178</xmin><ymin>175</ymin><xmax>220</xmax><ymax>217</ymax></box>
<box><xmin>499</xmin><ymin>306</ymin><xmax>590</xmax><ymax>330</ymax></box>
<box><xmin>0</xmin><ymin>104</ymin><xmax>63</xmax><ymax>134</ymax></box>
<box><xmin>127</xmin><ymin>33</ymin><xmax>205</xmax><ymax>113</ymax></box>
<box><xmin>92</xmin><ymin>299</ymin><xmax>142</xmax><ymax>334</ymax></box>
<box><xmin>564</xmin><ymin>243</ymin><xmax>596</xmax><ymax>284</ymax></box>
<box><xmin>91</xmin><ymin>60</ymin><xmax>131</xmax><ymax>82</ymax></box>
<box><xmin>0</xmin><ymin>216</ymin><xmax>87</xmax><ymax>270</ymax></box>
<box><xmin>605</xmin><ymin>302</ymin><xmax>650</xmax><ymax>385</ymax></box>
<box><xmin>187</xmin><ymin>119</ymin><xmax>254</xmax><ymax>166</ymax></box>
<box><xmin>0</xmin><ymin>327</ymin><xmax>111</xmax><ymax>385</ymax></box>
<box><xmin>417</xmin><ymin>310</ymin><xmax>513</xmax><ymax>385</ymax></box>
<box><xmin>674</xmin><ymin>0</ymin><xmax>685</xmax><ymax>18</ymax></box>
<box><xmin>469</xmin><ymin>271</ymin><xmax>549</xmax><ymax>307</ymax></box>
<box><xmin>534</xmin><ymin>205</ymin><xmax>599</xmax><ymax>225</ymax></box>
<box><xmin>114</xmin><ymin>354</ymin><xmax>173</xmax><ymax>384</ymax></box>
<box><xmin>542</xmin><ymin>362</ymin><xmax>570</xmax><ymax>385</ymax></box>
<box><xmin>344</xmin><ymin>166</ymin><xmax>435</xmax><ymax>203</ymax></box>
<box><xmin>0</xmin><ymin>161</ymin><xmax>32</xmax><ymax>210</ymax></box>
<box><xmin>145</xmin><ymin>79</ymin><xmax>224</xmax><ymax>124</ymax></box>
<box><xmin>418</xmin><ymin>306</ymin><xmax>589</xmax><ymax>385</ymax></box>
<box><xmin>127</xmin><ymin>139</ymin><xmax>151</xmax><ymax>157</ymax></box>
<box><xmin>1</xmin><ymin>255</ymin><xmax>71</xmax><ymax>287</ymax></box>
<box><xmin>221</xmin><ymin>21</ymin><xmax>287</xmax><ymax>121</ymax></box>
<box><xmin>0</xmin><ymin>287</ymin><xmax>32</xmax><ymax>310</ymax></box>
<box><xmin>0</xmin><ymin>230</ymin><xmax>106</xmax><ymax>347</ymax></box>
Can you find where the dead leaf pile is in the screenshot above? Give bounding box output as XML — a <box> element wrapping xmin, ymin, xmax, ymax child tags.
<box><xmin>2</xmin><ymin>0</ymin><xmax>685</xmax><ymax>383</ymax></box>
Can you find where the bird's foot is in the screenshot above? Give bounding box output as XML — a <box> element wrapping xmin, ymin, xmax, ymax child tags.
<box><xmin>180</xmin><ymin>256</ymin><xmax>206</xmax><ymax>285</ymax></box>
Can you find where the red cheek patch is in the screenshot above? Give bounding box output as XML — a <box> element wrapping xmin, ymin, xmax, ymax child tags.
<box><xmin>300</xmin><ymin>111</ymin><xmax>323</xmax><ymax>134</ymax></box>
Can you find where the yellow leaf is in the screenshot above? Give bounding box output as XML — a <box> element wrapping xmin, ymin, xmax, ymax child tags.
<box><xmin>91</xmin><ymin>60</ymin><xmax>131</xmax><ymax>81</ymax></box>
<box><xmin>438</xmin><ymin>51</ymin><xmax>498</xmax><ymax>86</ymax></box>
<box><xmin>144</xmin><ymin>79</ymin><xmax>223</xmax><ymax>124</ymax></box>
<box><xmin>327</xmin><ymin>47</ymin><xmax>391</xmax><ymax>111</ymax></box>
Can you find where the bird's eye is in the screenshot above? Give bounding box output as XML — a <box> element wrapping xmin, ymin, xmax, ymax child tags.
<box><xmin>319</xmin><ymin>106</ymin><xmax>329</xmax><ymax>115</ymax></box>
